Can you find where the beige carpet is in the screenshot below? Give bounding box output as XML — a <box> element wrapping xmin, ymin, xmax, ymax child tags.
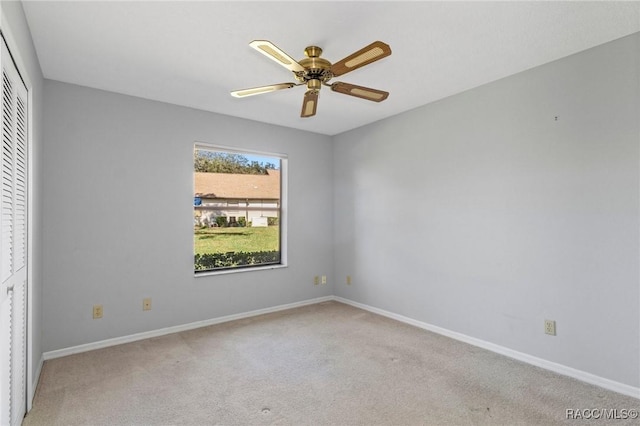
<box><xmin>23</xmin><ymin>301</ymin><xmax>638</xmax><ymax>425</ymax></box>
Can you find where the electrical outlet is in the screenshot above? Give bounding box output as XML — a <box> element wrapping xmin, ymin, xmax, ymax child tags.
<box><xmin>93</xmin><ymin>304</ymin><xmax>103</xmax><ymax>319</ymax></box>
<box><xmin>544</xmin><ymin>319</ymin><xmax>556</xmax><ymax>336</ymax></box>
<box><xmin>321</xmin><ymin>275</ymin><xmax>327</xmax><ymax>285</ymax></box>
<box><xmin>346</xmin><ymin>275</ymin><xmax>352</xmax><ymax>285</ymax></box>
<box><xmin>143</xmin><ymin>298</ymin><xmax>152</xmax><ymax>311</ymax></box>
<box><xmin>314</xmin><ymin>276</ymin><xmax>319</xmax><ymax>285</ymax></box>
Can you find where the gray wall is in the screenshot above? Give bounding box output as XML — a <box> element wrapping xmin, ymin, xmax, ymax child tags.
<box><xmin>42</xmin><ymin>81</ymin><xmax>334</xmax><ymax>351</ymax></box>
<box><xmin>1</xmin><ymin>0</ymin><xmax>45</xmax><ymax>399</ymax></box>
<box><xmin>333</xmin><ymin>33</ymin><xmax>639</xmax><ymax>387</ymax></box>
<box><xmin>35</xmin><ymin>25</ymin><xmax>640</xmax><ymax>389</ymax></box>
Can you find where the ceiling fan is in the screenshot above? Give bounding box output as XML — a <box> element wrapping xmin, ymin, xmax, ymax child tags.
<box><xmin>231</xmin><ymin>40</ymin><xmax>392</xmax><ymax>118</ymax></box>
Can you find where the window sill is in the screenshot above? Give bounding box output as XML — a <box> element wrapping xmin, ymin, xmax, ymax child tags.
<box><xmin>194</xmin><ymin>264</ymin><xmax>288</xmax><ymax>278</ymax></box>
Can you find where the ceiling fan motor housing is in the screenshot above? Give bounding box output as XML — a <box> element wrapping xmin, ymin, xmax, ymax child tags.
<box><xmin>296</xmin><ymin>46</ymin><xmax>333</xmax><ymax>86</ymax></box>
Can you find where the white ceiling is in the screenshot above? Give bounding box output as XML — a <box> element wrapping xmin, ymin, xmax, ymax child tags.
<box><xmin>22</xmin><ymin>1</ymin><xmax>640</xmax><ymax>136</ymax></box>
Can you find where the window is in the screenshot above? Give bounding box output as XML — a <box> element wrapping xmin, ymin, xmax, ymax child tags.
<box><xmin>194</xmin><ymin>144</ymin><xmax>286</xmax><ymax>273</ymax></box>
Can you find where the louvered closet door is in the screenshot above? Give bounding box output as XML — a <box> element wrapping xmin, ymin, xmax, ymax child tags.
<box><xmin>0</xmin><ymin>36</ymin><xmax>28</xmax><ymax>426</ymax></box>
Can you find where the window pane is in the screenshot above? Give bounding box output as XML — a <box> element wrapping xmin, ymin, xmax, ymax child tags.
<box><xmin>194</xmin><ymin>147</ymin><xmax>282</xmax><ymax>272</ymax></box>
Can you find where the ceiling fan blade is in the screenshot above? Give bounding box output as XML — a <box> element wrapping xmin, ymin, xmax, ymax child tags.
<box><xmin>249</xmin><ymin>40</ymin><xmax>305</xmax><ymax>73</ymax></box>
<box><xmin>330</xmin><ymin>41</ymin><xmax>391</xmax><ymax>77</ymax></box>
<box><xmin>231</xmin><ymin>83</ymin><xmax>297</xmax><ymax>98</ymax></box>
<box><xmin>331</xmin><ymin>82</ymin><xmax>389</xmax><ymax>102</ymax></box>
<box><xmin>300</xmin><ymin>91</ymin><xmax>319</xmax><ymax>118</ymax></box>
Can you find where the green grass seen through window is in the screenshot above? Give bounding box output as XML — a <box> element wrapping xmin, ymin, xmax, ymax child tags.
<box><xmin>194</xmin><ymin>226</ymin><xmax>279</xmax><ymax>256</ymax></box>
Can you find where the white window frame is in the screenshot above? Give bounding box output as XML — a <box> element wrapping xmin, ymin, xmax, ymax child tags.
<box><xmin>193</xmin><ymin>142</ymin><xmax>288</xmax><ymax>277</ymax></box>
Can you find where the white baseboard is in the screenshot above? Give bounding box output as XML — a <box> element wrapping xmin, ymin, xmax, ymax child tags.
<box><xmin>43</xmin><ymin>295</ymin><xmax>334</xmax><ymax>361</ymax></box>
<box><xmin>333</xmin><ymin>296</ymin><xmax>640</xmax><ymax>400</ymax></box>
